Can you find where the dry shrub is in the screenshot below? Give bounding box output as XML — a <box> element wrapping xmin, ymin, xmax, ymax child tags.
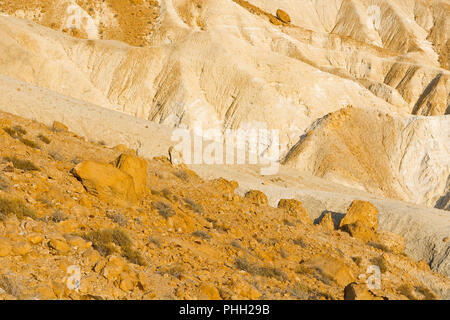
<box><xmin>184</xmin><ymin>198</ymin><xmax>204</xmax><ymax>214</ymax></box>
<box><xmin>3</xmin><ymin>156</ymin><xmax>39</xmax><ymax>171</ymax></box>
<box><xmin>107</xmin><ymin>212</ymin><xmax>128</xmax><ymax>227</ymax></box>
<box><xmin>235</xmin><ymin>257</ymin><xmax>287</xmax><ymax>281</ymax></box>
<box><xmin>0</xmin><ymin>197</ymin><xmax>37</xmax><ymax>221</ymax></box>
<box><xmin>82</xmin><ymin>228</ymin><xmax>145</xmax><ymax>266</ymax></box>
<box><xmin>37</xmin><ymin>134</ymin><xmax>51</xmax><ymax>144</ymax></box>
<box><xmin>192</xmin><ymin>230</ymin><xmax>211</xmax><ymax>240</ymax></box>
<box><xmin>152</xmin><ymin>201</ymin><xmax>176</xmax><ymax>219</ymax></box>
<box><xmin>18</xmin><ymin>137</ymin><xmax>40</xmax><ymax>149</ymax></box>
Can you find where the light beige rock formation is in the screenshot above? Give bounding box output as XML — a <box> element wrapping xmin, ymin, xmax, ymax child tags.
<box><xmin>283</xmin><ymin>106</ymin><xmax>450</xmax><ymax>208</ymax></box>
<box><xmin>0</xmin><ymin>0</ymin><xmax>448</xmax><ymax>291</ymax></box>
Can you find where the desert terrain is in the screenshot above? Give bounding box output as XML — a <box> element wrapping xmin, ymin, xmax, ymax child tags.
<box><xmin>0</xmin><ymin>0</ymin><xmax>448</xmax><ymax>300</ymax></box>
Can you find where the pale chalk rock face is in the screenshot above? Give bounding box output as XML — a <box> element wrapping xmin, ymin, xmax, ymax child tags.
<box><xmin>0</xmin><ymin>1</ymin><xmax>447</xmax><ymax>210</ymax></box>
<box><xmin>283</xmin><ymin>107</ymin><xmax>450</xmax><ymax>208</ymax></box>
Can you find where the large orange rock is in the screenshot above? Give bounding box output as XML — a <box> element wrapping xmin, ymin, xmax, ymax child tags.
<box><xmin>344</xmin><ymin>282</ymin><xmax>384</xmax><ymax>300</ymax></box>
<box><xmin>276</xmin><ymin>9</ymin><xmax>291</xmax><ymax>23</ymax></box>
<box><xmin>339</xmin><ymin>200</ymin><xmax>379</xmax><ymax>241</ymax></box>
<box><xmin>245</xmin><ymin>190</ymin><xmax>268</xmax><ymax>206</ymax></box>
<box><xmin>302</xmin><ymin>255</ymin><xmax>354</xmax><ymax>287</ymax></box>
<box><xmin>341</xmin><ymin>221</ymin><xmax>376</xmax><ymax>242</ymax></box>
<box><xmin>319</xmin><ymin>212</ymin><xmax>335</xmax><ymax>231</ymax></box>
<box><xmin>115</xmin><ymin>153</ymin><xmax>147</xmax><ymax>198</ymax></box>
<box><xmin>72</xmin><ymin>161</ymin><xmax>137</xmax><ymax>204</ymax></box>
<box><xmin>277</xmin><ymin>199</ymin><xmax>312</xmax><ymax>224</ymax></box>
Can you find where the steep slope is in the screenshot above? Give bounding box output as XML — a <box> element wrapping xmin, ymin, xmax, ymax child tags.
<box><xmin>282</xmin><ymin>106</ymin><xmax>450</xmax><ymax>208</ymax></box>
<box><xmin>0</xmin><ymin>0</ymin><xmax>448</xmax><ymax>153</ymax></box>
<box><xmin>0</xmin><ymin>110</ymin><xmax>449</xmax><ymax>300</ymax></box>
<box><xmin>1</xmin><ymin>74</ymin><xmax>449</xmax><ymax>277</ymax></box>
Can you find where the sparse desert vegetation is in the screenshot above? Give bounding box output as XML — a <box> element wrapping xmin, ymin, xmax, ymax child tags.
<box><xmin>0</xmin><ymin>0</ymin><xmax>448</xmax><ymax>302</ymax></box>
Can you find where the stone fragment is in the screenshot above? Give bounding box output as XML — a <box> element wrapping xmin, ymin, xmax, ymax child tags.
<box><xmin>276</xmin><ymin>9</ymin><xmax>291</xmax><ymax>23</ymax></box>
<box><xmin>244</xmin><ymin>190</ymin><xmax>268</xmax><ymax>206</ymax></box>
<box><xmin>339</xmin><ymin>200</ymin><xmax>379</xmax><ymax>241</ymax></box>
<box><xmin>278</xmin><ymin>199</ymin><xmax>312</xmax><ymax>224</ymax></box>
<box><xmin>344</xmin><ymin>282</ymin><xmax>384</xmax><ymax>300</ymax></box>
<box><xmin>319</xmin><ymin>212</ymin><xmax>335</xmax><ymax>231</ymax></box>
<box><xmin>48</xmin><ymin>238</ymin><xmax>71</xmax><ymax>254</ymax></box>
<box><xmin>302</xmin><ymin>255</ymin><xmax>354</xmax><ymax>287</ymax></box>
<box><xmin>52</xmin><ymin>121</ymin><xmax>68</xmax><ymax>132</ymax></box>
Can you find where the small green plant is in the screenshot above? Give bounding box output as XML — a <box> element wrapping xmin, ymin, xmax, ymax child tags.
<box><xmin>3</xmin><ymin>127</ymin><xmax>18</xmax><ymax>138</ymax></box>
<box><xmin>71</xmin><ymin>157</ymin><xmax>83</xmax><ymax>165</ymax></box>
<box><xmin>49</xmin><ymin>209</ymin><xmax>68</xmax><ymax>223</ymax></box>
<box><xmin>107</xmin><ymin>212</ymin><xmax>128</xmax><ymax>227</ymax></box>
<box><xmin>212</xmin><ymin>221</ymin><xmax>230</xmax><ymax>233</ymax></box>
<box><xmin>173</xmin><ymin>170</ymin><xmax>189</xmax><ymax>182</ymax></box>
<box><xmin>295</xmin><ymin>264</ymin><xmax>334</xmax><ymax>286</ymax></box>
<box><xmin>121</xmin><ymin>245</ymin><xmax>147</xmax><ymax>266</ymax></box>
<box><xmin>152</xmin><ymin>201</ymin><xmax>176</xmax><ymax>219</ymax></box>
<box><xmin>18</xmin><ymin>137</ymin><xmax>40</xmax><ymax>149</ymax></box>
<box><xmin>288</xmin><ymin>283</ymin><xmax>335</xmax><ymax>300</ymax></box>
<box><xmin>161</xmin><ymin>188</ymin><xmax>171</xmax><ymax>198</ymax></box>
<box><xmin>154</xmin><ymin>188</ymin><xmax>179</xmax><ymax>202</ymax></box>
<box><xmin>280</xmin><ymin>249</ymin><xmax>289</xmax><ymax>259</ymax></box>
<box><xmin>13</xmin><ymin>126</ymin><xmax>27</xmax><ymax>136</ymax></box>
<box><xmin>37</xmin><ymin>197</ymin><xmax>53</xmax><ymax>208</ymax></box>
<box><xmin>0</xmin><ymin>197</ymin><xmax>37</xmax><ymax>221</ymax></box>
<box><xmin>283</xmin><ymin>219</ymin><xmax>295</xmax><ymax>227</ymax></box>
<box><xmin>37</xmin><ymin>134</ymin><xmax>51</xmax><ymax>144</ymax></box>
<box><xmin>2</xmin><ymin>126</ymin><xmax>39</xmax><ymax>149</ymax></box>
<box><xmin>82</xmin><ymin>228</ymin><xmax>131</xmax><ymax>256</ymax></box>
<box><xmin>192</xmin><ymin>230</ymin><xmax>211</xmax><ymax>240</ymax></box>
<box><xmin>49</xmin><ymin>151</ymin><xmax>63</xmax><ymax>162</ymax></box>
<box><xmin>235</xmin><ymin>257</ymin><xmax>287</xmax><ymax>281</ymax></box>
<box><xmin>231</xmin><ymin>240</ymin><xmax>242</xmax><ymax>249</ymax></box>
<box><xmin>293</xmin><ymin>238</ymin><xmax>307</xmax><ymax>248</ymax></box>
<box><xmin>82</xmin><ymin>228</ymin><xmax>145</xmax><ymax>265</ymax></box>
<box><xmin>368</xmin><ymin>241</ymin><xmax>391</xmax><ymax>253</ymax></box>
<box><xmin>3</xmin><ymin>126</ymin><xmax>26</xmax><ymax>139</ymax></box>
<box><xmin>3</xmin><ymin>156</ymin><xmax>39</xmax><ymax>171</ymax></box>
<box><xmin>184</xmin><ymin>198</ymin><xmax>203</xmax><ymax>214</ymax></box>
<box><xmin>148</xmin><ymin>236</ymin><xmax>161</xmax><ymax>248</ymax></box>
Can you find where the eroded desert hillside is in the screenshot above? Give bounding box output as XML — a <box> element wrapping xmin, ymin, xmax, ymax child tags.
<box><xmin>0</xmin><ymin>0</ymin><xmax>448</xmax><ymax>208</ymax></box>
<box><xmin>0</xmin><ymin>112</ymin><xmax>449</xmax><ymax>300</ymax></box>
<box><xmin>0</xmin><ymin>0</ymin><xmax>448</xmax><ymax>300</ymax></box>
